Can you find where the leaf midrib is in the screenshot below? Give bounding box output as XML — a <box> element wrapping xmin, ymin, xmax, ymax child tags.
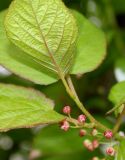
<box><xmin>29</xmin><ymin>0</ymin><xmax>63</xmax><ymax>77</ymax></box>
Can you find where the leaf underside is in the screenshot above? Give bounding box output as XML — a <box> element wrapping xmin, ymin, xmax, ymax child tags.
<box><xmin>0</xmin><ymin>10</ymin><xmax>58</xmax><ymax>85</ymax></box>
<box><xmin>0</xmin><ymin>83</ymin><xmax>64</xmax><ymax>132</ymax></box>
<box><xmin>1</xmin><ymin>1</ymin><xmax>106</xmax><ymax>85</ymax></box>
<box><xmin>5</xmin><ymin>0</ymin><xmax>78</xmax><ymax>77</ymax></box>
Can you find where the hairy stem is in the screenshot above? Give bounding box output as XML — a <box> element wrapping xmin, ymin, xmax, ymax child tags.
<box><xmin>61</xmin><ymin>75</ymin><xmax>108</xmax><ymax>131</ymax></box>
<box><xmin>113</xmin><ymin>105</ymin><xmax>125</xmax><ymax>134</ymax></box>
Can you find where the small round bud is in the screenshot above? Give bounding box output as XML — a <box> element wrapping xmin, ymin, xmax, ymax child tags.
<box><xmin>91</xmin><ymin>128</ymin><xmax>98</xmax><ymax>136</ymax></box>
<box><xmin>92</xmin><ymin>139</ymin><xmax>99</xmax><ymax>149</ymax></box>
<box><xmin>78</xmin><ymin>114</ymin><xmax>86</xmax><ymax>123</ymax></box>
<box><xmin>63</xmin><ymin>106</ymin><xmax>71</xmax><ymax>114</ymax></box>
<box><xmin>106</xmin><ymin>146</ymin><xmax>115</xmax><ymax>156</ymax></box>
<box><xmin>119</xmin><ymin>131</ymin><xmax>125</xmax><ymax>137</ymax></box>
<box><xmin>87</xmin><ymin>144</ymin><xmax>94</xmax><ymax>151</ymax></box>
<box><xmin>83</xmin><ymin>139</ymin><xmax>94</xmax><ymax>151</ymax></box>
<box><xmin>79</xmin><ymin>129</ymin><xmax>87</xmax><ymax>137</ymax></box>
<box><xmin>60</xmin><ymin>120</ymin><xmax>70</xmax><ymax>131</ymax></box>
<box><xmin>104</xmin><ymin>130</ymin><xmax>113</xmax><ymax>139</ymax></box>
<box><xmin>92</xmin><ymin>157</ymin><xmax>99</xmax><ymax>160</ymax></box>
<box><xmin>83</xmin><ymin>139</ymin><xmax>91</xmax><ymax>148</ymax></box>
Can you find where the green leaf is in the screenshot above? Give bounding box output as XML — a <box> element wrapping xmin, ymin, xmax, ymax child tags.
<box><xmin>108</xmin><ymin>81</ymin><xmax>125</xmax><ymax>115</ymax></box>
<box><xmin>115</xmin><ymin>140</ymin><xmax>125</xmax><ymax>160</ymax></box>
<box><xmin>5</xmin><ymin>0</ymin><xmax>78</xmax><ymax>77</ymax></box>
<box><xmin>0</xmin><ymin>10</ymin><xmax>58</xmax><ymax>85</ymax></box>
<box><xmin>70</xmin><ymin>10</ymin><xmax>106</xmax><ymax>74</ymax></box>
<box><xmin>0</xmin><ymin>83</ymin><xmax>64</xmax><ymax>132</ymax></box>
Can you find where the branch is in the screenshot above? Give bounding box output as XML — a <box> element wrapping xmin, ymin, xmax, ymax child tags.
<box><xmin>61</xmin><ymin>75</ymin><xmax>108</xmax><ymax>131</ymax></box>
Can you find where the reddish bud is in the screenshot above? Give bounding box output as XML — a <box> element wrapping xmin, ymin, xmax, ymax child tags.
<box><xmin>63</xmin><ymin>106</ymin><xmax>71</xmax><ymax>114</ymax></box>
<box><xmin>78</xmin><ymin>114</ymin><xmax>86</xmax><ymax>123</ymax></box>
<box><xmin>79</xmin><ymin>129</ymin><xmax>87</xmax><ymax>137</ymax></box>
<box><xmin>60</xmin><ymin>120</ymin><xmax>70</xmax><ymax>131</ymax></box>
<box><xmin>92</xmin><ymin>157</ymin><xmax>99</xmax><ymax>160</ymax></box>
<box><xmin>83</xmin><ymin>139</ymin><xmax>94</xmax><ymax>151</ymax></box>
<box><xmin>104</xmin><ymin>130</ymin><xmax>113</xmax><ymax>139</ymax></box>
<box><xmin>106</xmin><ymin>147</ymin><xmax>115</xmax><ymax>156</ymax></box>
<box><xmin>91</xmin><ymin>128</ymin><xmax>98</xmax><ymax>136</ymax></box>
<box><xmin>92</xmin><ymin>139</ymin><xmax>99</xmax><ymax>149</ymax></box>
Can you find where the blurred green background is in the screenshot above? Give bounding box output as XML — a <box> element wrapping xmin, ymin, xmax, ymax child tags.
<box><xmin>0</xmin><ymin>0</ymin><xmax>125</xmax><ymax>159</ymax></box>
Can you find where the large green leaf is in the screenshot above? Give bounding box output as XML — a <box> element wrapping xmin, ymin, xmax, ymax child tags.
<box><xmin>0</xmin><ymin>83</ymin><xmax>64</xmax><ymax>132</ymax></box>
<box><xmin>115</xmin><ymin>140</ymin><xmax>125</xmax><ymax>160</ymax></box>
<box><xmin>5</xmin><ymin>0</ymin><xmax>78</xmax><ymax>77</ymax></box>
<box><xmin>71</xmin><ymin>10</ymin><xmax>106</xmax><ymax>74</ymax></box>
<box><xmin>0</xmin><ymin>10</ymin><xmax>58</xmax><ymax>85</ymax></box>
<box><xmin>108</xmin><ymin>81</ymin><xmax>125</xmax><ymax>115</ymax></box>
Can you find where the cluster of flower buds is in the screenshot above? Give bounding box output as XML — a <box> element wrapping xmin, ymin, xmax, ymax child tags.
<box><xmin>83</xmin><ymin>139</ymin><xmax>99</xmax><ymax>151</ymax></box>
<box><xmin>61</xmin><ymin>106</ymin><xmax>116</xmax><ymax>158</ymax></box>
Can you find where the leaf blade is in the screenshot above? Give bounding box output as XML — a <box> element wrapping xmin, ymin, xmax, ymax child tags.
<box><xmin>70</xmin><ymin>10</ymin><xmax>106</xmax><ymax>74</ymax></box>
<box><xmin>5</xmin><ymin>0</ymin><xmax>78</xmax><ymax>76</ymax></box>
<box><xmin>108</xmin><ymin>81</ymin><xmax>125</xmax><ymax>115</ymax></box>
<box><xmin>0</xmin><ymin>83</ymin><xmax>64</xmax><ymax>132</ymax></box>
<box><xmin>0</xmin><ymin>10</ymin><xmax>58</xmax><ymax>85</ymax></box>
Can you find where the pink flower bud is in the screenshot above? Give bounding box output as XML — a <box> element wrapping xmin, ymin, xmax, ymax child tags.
<box><xmin>92</xmin><ymin>140</ymin><xmax>99</xmax><ymax>149</ymax></box>
<box><xmin>78</xmin><ymin>114</ymin><xmax>86</xmax><ymax>123</ymax></box>
<box><xmin>87</xmin><ymin>143</ymin><xmax>94</xmax><ymax>151</ymax></box>
<box><xmin>91</xmin><ymin>128</ymin><xmax>98</xmax><ymax>136</ymax></box>
<box><xmin>83</xmin><ymin>139</ymin><xmax>91</xmax><ymax>147</ymax></box>
<box><xmin>83</xmin><ymin>139</ymin><xmax>94</xmax><ymax>151</ymax></box>
<box><xmin>104</xmin><ymin>130</ymin><xmax>113</xmax><ymax>139</ymax></box>
<box><xmin>79</xmin><ymin>129</ymin><xmax>87</xmax><ymax>137</ymax></box>
<box><xmin>106</xmin><ymin>147</ymin><xmax>115</xmax><ymax>156</ymax></box>
<box><xmin>63</xmin><ymin>106</ymin><xmax>71</xmax><ymax>114</ymax></box>
<box><xmin>60</xmin><ymin>120</ymin><xmax>70</xmax><ymax>131</ymax></box>
<box><xmin>92</xmin><ymin>157</ymin><xmax>99</xmax><ymax>160</ymax></box>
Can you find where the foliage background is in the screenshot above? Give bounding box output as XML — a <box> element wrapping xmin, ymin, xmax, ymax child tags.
<box><xmin>0</xmin><ymin>0</ymin><xmax>125</xmax><ymax>159</ymax></box>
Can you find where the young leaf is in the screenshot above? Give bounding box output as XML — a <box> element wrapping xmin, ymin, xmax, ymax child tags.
<box><xmin>5</xmin><ymin>0</ymin><xmax>78</xmax><ymax>78</ymax></box>
<box><xmin>70</xmin><ymin>10</ymin><xmax>106</xmax><ymax>74</ymax></box>
<box><xmin>0</xmin><ymin>10</ymin><xmax>58</xmax><ymax>85</ymax></box>
<box><xmin>0</xmin><ymin>83</ymin><xmax>64</xmax><ymax>132</ymax></box>
<box><xmin>108</xmin><ymin>81</ymin><xmax>125</xmax><ymax>116</ymax></box>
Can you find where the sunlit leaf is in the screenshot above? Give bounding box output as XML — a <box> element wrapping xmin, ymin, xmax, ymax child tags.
<box><xmin>0</xmin><ymin>10</ymin><xmax>58</xmax><ymax>85</ymax></box>
<box><xmin>71</xmin><ymin>10</ymin><xmax>106</xmax><ymax>74</ymax></box>
<box><xmin>0</xmin><ymin>83</ymin><xmax>64</xmax><ymax>132</ymax></box>
<box><xmin>5</xmin><ymin>0</ymin><xmax>78</xmax><ymax>77</ymax></box>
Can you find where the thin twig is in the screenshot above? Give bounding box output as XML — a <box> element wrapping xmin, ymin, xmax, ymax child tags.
<box><xmin>61</xmin><ymin>75</ymin><xmax>108</xmax><ymax>131</ymax></box>
<box><xmin>113</xmin><ymin>105</ymin><xmax>125</xmax><ymax>134</ymax></box>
